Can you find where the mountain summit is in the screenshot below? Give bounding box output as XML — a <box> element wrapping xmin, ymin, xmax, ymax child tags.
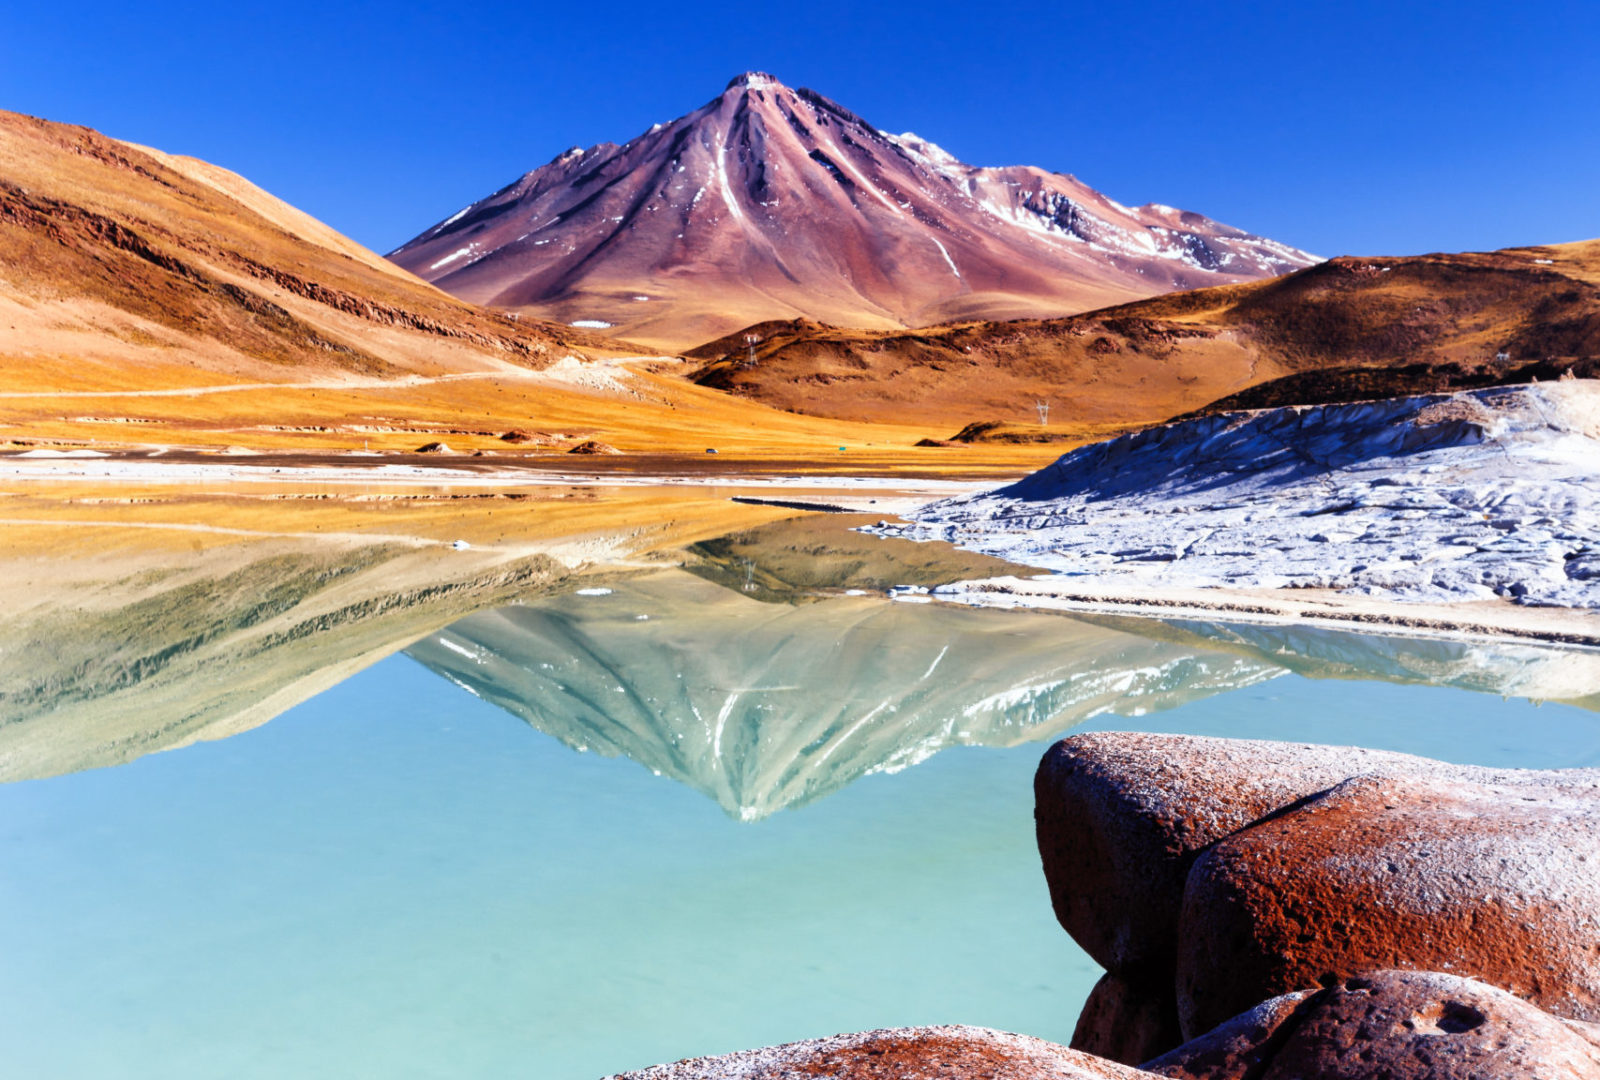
<box><xmin>389</xmin><ymin>74</ymin><xmax>1318</xmax><ymax>349</ymax></box>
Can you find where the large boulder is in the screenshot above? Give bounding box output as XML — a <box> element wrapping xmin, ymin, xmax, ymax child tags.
<box><xmin>1072</xmin><ymin>972</ymin><xmax>1183</xmax><ymax>1067</ymax></box>
<box><xmin>604</xmin><ymin>1026</ymin><xmax>1153</xmax><ymax>1080</ymax></box>
<box><xmin>1176</xmin><ymin>771</ymin><xmax>1600</xmax><ymax>1036</ymax></box>
<box><xmin>1144</xmin><ymin>970</ymin><xmax>1600</xmax><ymax>1080</ymax></box>
<box><xmin>1034</xmin><ymin>734</ymin><xmax>1600</xmax><ymax>1056</ymax></box>
<box><xmin>1034</xmin><ymin>734</ymin><xmax>1427</xmax><ymax>975</ymax></box>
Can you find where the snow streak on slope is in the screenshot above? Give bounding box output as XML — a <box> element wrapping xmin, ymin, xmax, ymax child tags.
<box><xmin>388</xmin><ymin>73</ymin><xmax>1318</xmax><ymax>348</ymax></box>
<box><xmin>873</xmin><ymin>383</ymin><xmax>1600</xmax><ymax>608</ymax></box>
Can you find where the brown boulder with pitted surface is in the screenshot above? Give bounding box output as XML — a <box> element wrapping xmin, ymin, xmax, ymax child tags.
<box><xmin>1033</xmin><ymin>733</ymin><xmax>1600</xmax><ymax>1060</ymax></box>
<box><xmin>1144</xmin><ymin>970</ymin><xmax>1600</xmax><ymax>1080</ymax></box>
<box><xmin>1034</xmin><ymin>734</ymin><xmax>1424</xmax><ymax>977</ymax></box>
<box><xmin>603</xmin><ymin>1026</ymin><xmax>1154</xmax><ymax>1080</ymax></box>
<box><xmin>1177</xmin><ymin>771</ymin><xmax>1600</xmax><ymax>1036</ymax></box>
<box><xmin>1072</xmin><ymin>972</ymin><xmax>1183</xmax><ymax>1067</ymax></box>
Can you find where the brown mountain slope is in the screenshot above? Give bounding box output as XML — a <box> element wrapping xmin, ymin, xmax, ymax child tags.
<box><xmin>388</xmin><ymin>73</ymin><xmax>1315</xmax><ymax>351</ymax></box>
<box><xmin>686</xmin><ymin>240</ymin><xmax>1600</xmax><ymax>431</ymax></box>
<box><xmin>2</xmin><ymin>109</ymin><xmax>1066</xmax><ymax>468</ymax></box>
<box><xmin>0</xmin><ymin>108</ymin><xmax>618</xmax><ymax>398</ymax></box>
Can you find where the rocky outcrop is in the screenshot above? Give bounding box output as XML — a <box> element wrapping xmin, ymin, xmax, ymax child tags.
<box><xmin>1145</xmin><ymin>970</ymin><xmax>1600</xmax><ymax>1080</ymax></box>
<box><xmin>1072</xmin><ymin>973</ymin><xmax>1183</xmax><ymax>1067</ymax></box>
<box><xmin>603</xmin><ymin>1026</ymin><xmax>1151</xmax><ymax>1080</ymax></box>
<box><xmin>606</xmin><ymin>987</ymin><xmax>1600</xmax><ymax>1080</ymax></box>
<box><xmin>612</xmin><ymin>731</ymin><xmax>1600</xmax><ymax>1080</ymax></box>
<box><xmin>1034</xmin><ymin>733</ymin><xmax>1600</xmax><ymax>1059</ymax></box>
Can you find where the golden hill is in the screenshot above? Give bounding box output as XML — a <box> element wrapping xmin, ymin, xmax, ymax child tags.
<box><xmin>688</xmin><ymin>242</ymin><xmax>1600</xmax><ymax>433</ymax></box>
<box><xmin>0</xmin><ymin>110</ymin><xmax>621</xmax><ymax>390</ymax></box>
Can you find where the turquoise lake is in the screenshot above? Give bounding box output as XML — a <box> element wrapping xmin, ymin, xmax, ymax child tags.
<box><xmin>2</xmin><ymin>515</ymin><xmax>1598</xmax><ymax>1079</ymax></box>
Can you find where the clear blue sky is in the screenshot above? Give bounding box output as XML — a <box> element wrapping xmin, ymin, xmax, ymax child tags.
<box><xmin>5</xmin><ymin>1</ymin><xmax>1596</xmax><ymax>259</ymax></box>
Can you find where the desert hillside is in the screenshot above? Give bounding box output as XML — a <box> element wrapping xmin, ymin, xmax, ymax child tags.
<box><xmin>0</xmin><ymin>109</ymin><xmax>1066</xmax><ymax>468</ymax></box>
<box><xmin>688</xmin><ymin>241</ymin><xmax>1600</xmax><ymax>432</ymax></box>
<box><xmin>0</xmin><ymin>109</ymin><xmax>620</xmax><ymax>392</ymax></box>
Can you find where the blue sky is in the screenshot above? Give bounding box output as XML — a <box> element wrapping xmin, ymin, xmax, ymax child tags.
<box><xmin>5</xmin><ymin>1</ymin><xmax>1596</xmax><ymax>258</ymax></box>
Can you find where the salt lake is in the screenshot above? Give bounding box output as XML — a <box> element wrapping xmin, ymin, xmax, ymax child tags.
<box><xmin>2</xmin><ymin>509</ymin><xmax>1596</xmax><ymax>1079</ymax></box>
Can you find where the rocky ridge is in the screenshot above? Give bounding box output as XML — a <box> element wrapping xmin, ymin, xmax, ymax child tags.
<box><xmin>686</xmin><ymin>240</ymin><xmax>1600</xmax><ymax>430</ymax></box>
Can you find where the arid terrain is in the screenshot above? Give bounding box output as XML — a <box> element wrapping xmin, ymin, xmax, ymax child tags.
<box><xmin>389</xmin><ymin>73</ymin><xmax>1314</xmax><ymax>351</ymax></box>
<box><xmin>689</xmin><ymin>241</ymin><xmax>1600</xmax><ymax>431</ymax></box>
<box><xmin>8</xmin><ymin>104</ymin><xmax>1596</xmax><ymax>468</ymax></box>
<box><xmin>0</xmin><ymin>108</ymin><xmax>1127</xmax><ymax>470</ymax></box>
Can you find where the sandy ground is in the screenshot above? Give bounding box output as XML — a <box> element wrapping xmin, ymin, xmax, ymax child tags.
<box><xmin>0</xmin><ymin>352</ymin><xmax>1083</xmax><ymax>474</ymax></box>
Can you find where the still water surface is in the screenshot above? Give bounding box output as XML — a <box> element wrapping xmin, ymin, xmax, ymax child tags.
<box><xmin>2</xmin><ymin>516</ymin><xmax>1597</xmax><ymax>1078</ymax></box>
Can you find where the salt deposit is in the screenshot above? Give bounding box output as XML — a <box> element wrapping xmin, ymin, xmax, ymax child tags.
<box><xmin>872</xmin><ymin>383</ymin><xmax>1600</xmax><ymax>608</ymax></box>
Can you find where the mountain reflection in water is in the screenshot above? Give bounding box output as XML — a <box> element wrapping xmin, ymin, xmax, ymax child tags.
<box><xmin>5</xmin><ymin>511</ymin><xmax>1599</xmax><ymax>803</ymax></box>
<box><xmin>405</xmin><ymin>571</ymin><xmax>1281</xmax><ymax>820</ymax></box>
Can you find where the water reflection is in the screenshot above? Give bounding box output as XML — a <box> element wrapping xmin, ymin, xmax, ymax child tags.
<box><xmin>4</xmin><ymin>512</ymin><xmax>1598</xmax><ymax>804</ymax></box>
<box><xmin>1158</xmin><ymin>619</ymin><xmax>1600</xmax><ymax>708</ymax></box>
<box><xmin>405</xmin><ymin>571</ymin><xmax>1280</xmax><ymax>820</ymax></box>
<box><xmin>0</xmin><ymin>539</ymin><xmax>571</xmax><ymax>782</ymax></box>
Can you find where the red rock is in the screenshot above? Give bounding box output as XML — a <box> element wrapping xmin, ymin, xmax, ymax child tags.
<box><xmin>1145</xmin><ymin>970</ymin><xmax>1600</xmax><ymax>1080</ymax></box>
<box><xmin>1140</xmin><ymin>988</ymin><xmax>1315</xmax><ymax>1079</ymax></box>
<box><xmin>1034</xmin><ymin>734</ymin><xmax>1428</xmax><ymax>974</ymax></box>
<box><xmin>1071</xmin><ymin>972</ymin><xmax>1184</xmax><ymax>1067</ymax></box>
<box><xmin>604</xmin><ymin>1026</ymin><xmax>1154</xmax><ymax>1080</ymax></box>
<box><xmin>1035</xmin><ymin>734</ymin><xmax>1600</xmax><ymax>1056</ymax></box>
<box><xmin>1175</xmin><ymin>772</ymin><xmax>1600</xmax><ymax>1037</ymax></box>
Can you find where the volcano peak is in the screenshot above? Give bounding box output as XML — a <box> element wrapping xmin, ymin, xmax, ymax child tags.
<box><xmin>725</xmin><ymin>71</ymin><xmax>785</xmax><ymax>91</ymax></box>
<box><xmin>389</xmin><ymin>75</ymin><xmax>1318</xmax><ymax>350</ymax></box>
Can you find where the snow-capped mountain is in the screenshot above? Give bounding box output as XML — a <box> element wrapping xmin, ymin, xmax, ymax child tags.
<box><xmin>389</xmin><ymin>72</ymin><xmax>1318</xmax><ymax>349</ymax></box>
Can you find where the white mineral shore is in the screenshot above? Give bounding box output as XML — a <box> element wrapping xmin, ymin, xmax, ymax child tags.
<box><xmin>873</xmin><ymin>382</ymin><xmax>1600</xmax><ymax>644</ymax></box>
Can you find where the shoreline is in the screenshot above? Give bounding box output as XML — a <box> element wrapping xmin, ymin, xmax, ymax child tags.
<box><xmin>0</xmin><ymin>454</ymin><xmax>999</xmax><ymax>496</ymax></box>
<box><xmin>929</xmin><ymin>574</ymin><xmax>1600</xmax><ymax>649</ymax></box>
<box><xmin>6</xmin><ymin>455</ymin><xmax>1599</xmax><ymax>650</ymax></box>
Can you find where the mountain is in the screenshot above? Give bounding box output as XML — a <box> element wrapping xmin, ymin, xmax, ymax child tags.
<box><xmin>387</xmin><ymin>73</ymin><xmax>1317</xmax><ymax>351</ymax></box>
<box><xmin>685</xmin><ymin>240</ymin><xmax>1600</xmax><ymax>431</ymax></box>
<box><xmin>1</xmin><ymin>108</ymin><xmax>975</xmax><ymax>462</ymax></box>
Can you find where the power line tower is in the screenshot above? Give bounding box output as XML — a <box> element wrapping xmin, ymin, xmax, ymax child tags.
<box><xmin>1035</xmin><ymin>400</ymin><xmax>1049</xmax><ymax>426</ymax></box>
<box><xmin>743</xmin><ymin>333</ymin><xmax>761</xmax><ymax>368</ymax></box>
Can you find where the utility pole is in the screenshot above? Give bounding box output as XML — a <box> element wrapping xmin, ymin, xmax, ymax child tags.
<box><xmin>1035</xmin><ymin>400</ymin><xmax>1049</xmax><ymax>426</ymax></box>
